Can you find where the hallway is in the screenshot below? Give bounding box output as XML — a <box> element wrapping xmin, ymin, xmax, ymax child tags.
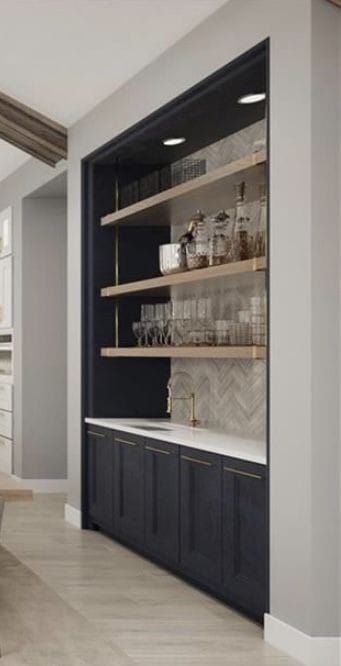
<box><xmin>0</xmin><ymin>495</ymin><xmax>298</xmax><ymax>666</ymax></box>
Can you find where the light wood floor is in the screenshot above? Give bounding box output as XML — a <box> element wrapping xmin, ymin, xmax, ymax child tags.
<box><xmin>0</xmin><ymin>495</ymin><xmax>299</xmax><ymax>666</ymax></box>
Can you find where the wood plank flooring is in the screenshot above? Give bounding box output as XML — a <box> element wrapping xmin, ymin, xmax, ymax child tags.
<box><xmin>0</xmin><ymin>495</ymin><xmax>299</xmax><ymax>666</ymax></box>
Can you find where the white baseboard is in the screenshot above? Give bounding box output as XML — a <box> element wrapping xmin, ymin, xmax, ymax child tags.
<box><xmin>11</xmin><ymin>475</ymin><xmax>68</xmax><ymax>493</ymax></box>
<box><xmin>64</xmin><ymin>503</ymin><xmax>81</xmax><ymax>529</ymax></box>
<box><xmin>264</xmin><ymin>614</ymin><xmax>340</xmax><ymax>666</ymax></box>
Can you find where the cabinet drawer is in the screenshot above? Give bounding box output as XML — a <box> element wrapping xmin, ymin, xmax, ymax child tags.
<box><xmin>0</xmin><ymin>435</ymin><xmax>12</xmax><ymax>474</ymax></box>
<box><xmin>0</xmin><ymin>383</ymin><xmax>12</xmax><ymax>411</ymax></box>
<box><xmin>0</xmin><ymin>408</ymin><xmax>12</xmax><ymax>438</ymax></box>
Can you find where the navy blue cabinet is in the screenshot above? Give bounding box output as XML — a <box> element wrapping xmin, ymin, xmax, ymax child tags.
<box><xmin>113</xmin><ymin>432</ymin><xmax>144</xmax><ymax>547</ymax></box>
<box><xmin>86</xmin><ymin>427</ymin><xmax>267</xmax><ymax>620</ymax></box>
<box><xmin>87</xmin><ymin>427</ymin><xmax>114</xmax><ymax>532</ymax></box>
<box><xmin>144</xmin><ymin>439</ymin><xmax>179</xmax><ymax>565</ymax></box>
<box><xmin>222</xmin><ymin>458</ymin><xmax>267</xmax><ymax>618</ymax></box>
<box><xmin>180</xmin><ymin>448</ymin><xmax>222</xmax><ymax>589</ymax></box>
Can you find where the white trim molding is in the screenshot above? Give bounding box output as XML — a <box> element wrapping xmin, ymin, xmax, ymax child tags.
<box><xmin>264</xmin><ymin>614</ymin><xmax>340</xmax><ymax>666</ymax></box>
<box><xmin>64</xmin><ymin>503</ymin><xmax>81</xmax><ymax>529</ymax></box>
<box><xmin>11</xmin><ymin>476</ymin><xmax>68</xmax><ymax>493</ymax></box>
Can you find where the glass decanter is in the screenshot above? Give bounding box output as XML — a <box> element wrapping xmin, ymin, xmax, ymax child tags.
<box><xmin>186</xmin><ymin>210</ymin><xmax>209</xmax><ymax>269</ymax></box>
<box><xmin>253</xmin><ymin>184</ymin><xmax>267</xmax><ymax>258</ymax></box>
<box><xmin>209</xmin><ymin>210</ymin><xmax>230</xmax><ymax>266</ymax></box>
<box><xmin>230</xmin><ymin>181</ymin><xmax>250</xmax><ymax>262</ymax></box>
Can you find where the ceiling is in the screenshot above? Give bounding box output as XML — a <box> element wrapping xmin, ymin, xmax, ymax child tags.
<box><xmin>0</xmin><ymin>0</ymin><xmax>227</xmax><ymax>183</ymax></box>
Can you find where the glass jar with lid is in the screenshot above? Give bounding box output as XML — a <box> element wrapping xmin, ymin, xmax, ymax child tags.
<box><xmin>230</xmin><ymin>181</ymin><xmax>251</xmax><ymax>262</ymax></box>
<box><xmin>253</xmin><ymin>184</ymin><xmax>267</xmax><ymax>258</ymax></box>
<box><xmin>185</xmin><ymin>210</ymin><xmax>209</xmax><ymax>270</ymax></box>
<box><xmin>209</xmin><ymin>210</ymin><xmax>230</xmax><ymax>266</ymax></box>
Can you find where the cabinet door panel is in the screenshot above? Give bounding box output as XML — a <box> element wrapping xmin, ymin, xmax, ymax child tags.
<box><xmin>87</xmin><ymin>428</ymin><xmax>114</xmax><ymax>531</ymax></box>
<box><xmin>114</xmin><ymin>433</ymin><xmax>144</xmax><ymax>546</ymax></box>
<box><xmin>0</xmin><ymin>207</ymin><xmax>12</xmax><ymax>259</ymax></box>
<box><xmin>180</xmin><ymin>449</ymin><xmax>221</xmax><ymax>588</ymax></box>
<box><xmin>223</xmin><ymin>460</ymin><xmax>266</xmax><ymax>618</ymax></box>
<box><xmin>144</xmin><ymin>440</ymin><xmax>179</xmax><ymax>564</ymax></box>
<box><xmin>0</xmin><ymin>435</ymin><xmax>12</xmax><ymax>474</ymax></box>
<box><xmin>0</xmin><ymin>383</ymin><xmax>12</xmax><ymax>411</ymax></box>
<box><xmin>0</xmin><ymin>408</ymin><xmax>12</xmax><ymax>439</ymax></box>
<box><xmin>0</xmin><ymin>256</ymin><xmax>12</xmax><ymax>329</ymax></box>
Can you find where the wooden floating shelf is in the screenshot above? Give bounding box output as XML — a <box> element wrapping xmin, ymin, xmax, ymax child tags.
<box><xmin>101</xmin><ymin>257</ymin><xmax>266</xmax><ymax>298</ymax></box>
<box><xmin>101</xmin><ymin>346</ymin><xmax>266</xmax><ymax>360</ymax></box>
<box><xmin>101</xmin><ymin>151</ymin><xmax>266</xmax><ymax>228</ymax></box>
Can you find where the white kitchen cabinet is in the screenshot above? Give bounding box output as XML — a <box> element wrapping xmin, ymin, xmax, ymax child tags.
<box><xmin>0</xmin><ymin>257</ymin><xmax>12</xmax><ymax>329</ymax></box>
<box><xmin>0</xmin><ymin>409</ymin><xmax>12</xmax><ymax>439</ymax></box>
<box><xmin>0</xmin><ymin>207</ymin><xmax>12</xmax><ymax>259</ymax></box>
<box><xmin>0</xmin><ymin>383</ymin><xmax>12</xmax><ymax>411</ymax></box>
<box><xmin>0</xmin><ymin>435</ymin><xmax>12</xmax><ymax>474</ymax></box>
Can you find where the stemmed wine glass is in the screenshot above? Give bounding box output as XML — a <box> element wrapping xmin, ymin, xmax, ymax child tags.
<box><xmin>132</xmin><ymin>321</ymin><xmax>143</xmax><ymax>346</ymax></box>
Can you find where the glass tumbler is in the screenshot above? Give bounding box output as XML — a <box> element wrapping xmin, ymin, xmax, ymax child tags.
<box><xmin>215</xmin><ymin>320</ymin><xmax>229</xmax><ymax>346</ymax></box>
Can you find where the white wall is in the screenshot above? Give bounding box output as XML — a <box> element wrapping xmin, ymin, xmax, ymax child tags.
<box><xmin>21</xmin><ymin>197</ymin><xmax>67</xmax><ymax>479</ymax></box>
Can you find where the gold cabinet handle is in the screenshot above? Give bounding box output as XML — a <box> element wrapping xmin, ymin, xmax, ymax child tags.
<box><xmin>116</xmin><ymin>437</ymin><xmax>137</xmax><ymax>447</ymax></box>
<box><xmin>87</xmin><ymin>430</ymin><xmax>105</xmax><ymax>438</ymax></box>
<box><xmin>145</xmin><ymin>445</ymin><xmax>170</xmax><ymax>456</ymax></box>
<box><xmin>224</xmin><ymin>466</ymin><xmax>263</xmax><ymax>480</ymax></box>
<box><xmin>181</xmin><ymin>454</ymin><xmax>212</xmax><ymax>467</ymax></box>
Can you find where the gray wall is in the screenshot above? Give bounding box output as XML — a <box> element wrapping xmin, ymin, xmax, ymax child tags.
<box><xmin>310</xmin><ymin>0</ymin><xmax>340</xmax><ymax>637</ymax></box>
<box><xmin>65</xmin><ymin>0</ymin><xmax>340</xmax><ymax>640</ymax></box>
<box><xmin>0</xmin><ymin>159</ymin><xmax>66</xmax><ymax>477</ymax></box>
<box><xmin>21</xmin><ymin>197</ymin><xmax>67</xmax><ymax>479</ymax></box>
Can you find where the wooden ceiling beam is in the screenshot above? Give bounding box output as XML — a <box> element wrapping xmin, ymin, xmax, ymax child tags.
<box><xmin>0</xmin><ymin>91</ymin><xmax>67</xmax><ymax>166</ymax></box>
<box><xmin>0</xmin><ymin>127</ymin><xmax>58</xmax><ymax>167</ymax></box>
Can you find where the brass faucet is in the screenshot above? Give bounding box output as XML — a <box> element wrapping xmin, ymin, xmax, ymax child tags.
<box><xmin>166</xmin><ymin>372</ymin><xmax>200</xmax><ymax>427</ymax></box>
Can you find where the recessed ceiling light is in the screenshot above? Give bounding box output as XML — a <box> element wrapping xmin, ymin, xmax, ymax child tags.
<box><xmin>238</xmin><ymin>92</ymin><xmax>266</xmax><ymax>105</ymax></box>
<box><xmin>162</xmin><ymin>137</ymin><xmax>186</xmax><ymax>146</ymax></box>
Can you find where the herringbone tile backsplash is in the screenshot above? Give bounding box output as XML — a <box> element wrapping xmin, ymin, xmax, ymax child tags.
<box><xmin>170</xmin><ymin>119</ymin><xmax>267</xmax><ymax>441</ymax></box>
<box><xmin>171</xmin><ymin>359</ymin><xmax>266</xmax><ymax>439</ymax></box>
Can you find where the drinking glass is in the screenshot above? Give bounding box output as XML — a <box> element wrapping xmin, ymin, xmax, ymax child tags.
<box><xmin>238</xmin><ymin>309</ymin><xmax>251</xmax><ymax>324</ymax></box>
<box><xmin>132</xmin><ymin>321</ymin><xmax>143</xmax><ymax>347</ymax></box>
<box><xmin>189</xmin><ymin>327</ymin><xmax>205</xmax><ymax>346</ymax></box>
<box><xmin>163</xmin><ymin>318</ymin><xmax>172</xmax><ymax>346</ymax></box>
<box><xmin>171</xmin><ymin>300</ymin><xmax>184</xmax><ymax>321</ymax></box>
<box><xmin>155</xmin><ymin>303</ymin><xmax>165</xmax><ymax>321</ymax></box>
<box><xmin>215</xmin><ymin>320</ymin><xmax>229</xmax><ymax>345</ymax></box>
<box><xmin>143</xmin><ymin>321</ymin><xmax>153</xmax><ymax>346</ymax></box>
<box><xmin>197</xmin><ymin>297</ymin><xmax>212</xmax><ymax>322</ymax></box>
<box><xmin>204</xmin><ymin>327</ymin><xmax>215</xmax><ymax>346</ymax></box>
<box><xmin>141</xmin><ymin>304</ymin><xmax>154</xmax><ymax>322</ymax></box>
<box><xmin>150</xmin><ymin>321</ymin><xmax>161</xmax><ymax>346</ymax></box>
<box><xmin>183</xmin><ymin>298</ymin><xmax>196</xmax><ymax>321</ymax></box>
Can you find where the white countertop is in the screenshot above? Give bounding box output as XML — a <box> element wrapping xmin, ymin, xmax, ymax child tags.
<box><xmin>85</xmin><ymin>418</ymin><xmax>266</xmax><ymax>466</ymax></box>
